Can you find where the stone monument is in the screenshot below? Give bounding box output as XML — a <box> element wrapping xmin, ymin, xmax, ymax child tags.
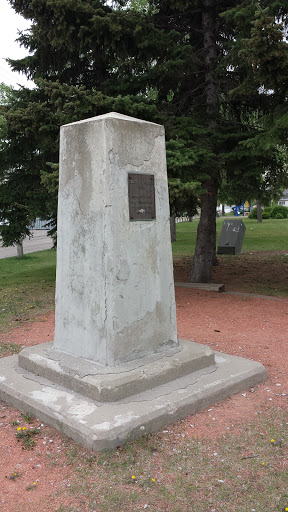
<box><xmin>53</xmin><ymin>112</ymin><xmax>178</xmax><ymax>365</ymax></box>
<box><xmin>0</xmin><ymin>113</ymin><xmax>266</xmax><ymax>451</ymax></box>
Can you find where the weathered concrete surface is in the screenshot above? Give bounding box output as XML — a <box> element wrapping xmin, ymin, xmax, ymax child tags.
<box><xmin>18</xmin><ymin>340</ymin><xmax>215</xmax><ymax>402</ymax></box>
<box><xmin>55</xmin><ymin>112</ymin><xmax>177</xmax><ymax>365</ymax></box>
<box><xmin>0</xmin><ymin>348</ymin><xmax>266</xmax><ymax>452</ymax></box>
<box><xmin>175</xmin><ymin>283</ymin><xmax>225</xmax><ymax>292</ymax></box>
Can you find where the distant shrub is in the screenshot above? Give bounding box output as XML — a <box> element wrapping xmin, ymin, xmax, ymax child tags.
<box><xmin>248</xmin><ymin>208</ymin><xmax>258</xmax><ymax>219</ymax></box>
<box><xmin>248</xmin><ymin>205</ymin><xmax>288</xmax><ymax>219</ymax></box>
<box><xmin>270</xmin><ymin>205</ymin><xmax>288</xmax><ymax>219</ymax></box>
<box><xmin>262</xmin><ymin>211</ymin><xmax>270</xmax><ymax>219</ymax></box>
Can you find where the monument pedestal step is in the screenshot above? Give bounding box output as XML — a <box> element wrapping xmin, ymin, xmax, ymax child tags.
<box><xmin>0</xmin><ymin>342</ymin><xmax>266</xmax><ymax>452</ymax></box>
<box><xmin>18</xmin><ymin>340</ymin><xmax>215</xmax><ymax>402</ymax></box>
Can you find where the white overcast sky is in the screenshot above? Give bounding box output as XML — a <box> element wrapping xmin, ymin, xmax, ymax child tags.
<box><xmin>0</xmin><ymin>0</ymin><xmax>33</xmax><ymax>88</ymax></box>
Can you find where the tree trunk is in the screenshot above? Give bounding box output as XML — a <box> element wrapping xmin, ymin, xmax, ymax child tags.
<box><xmin>189</xmin><ymin>0</ymin><xmax>219</xmax><ymax>282</ymax></box>
<box><xmin>190</xmin><ymin>178</ymin><xmax>218</xmax><ymax>282</ymax></box>
<box><xmin>201</xmin><ymin>0</ymin><xmax>219</xmax><ymax>127</ymax></box>
<box><xmin>16</xmin><ymin>241</ymin><xmax>24</xmax><ymax>259</ymax></box>
<box><xmin>221</xmin><ymin>203</ymin><xmax>225</xmax><ymax>216</ymax></box>
<box><xmin>170</xmin><ymin>215</ymin><xmax>176</xmax><ymax>242</ymax></box>
<box><xmin>256</xmin><ymin>200</ymin><xmax>262</xmax><ymax>222</ymax></box>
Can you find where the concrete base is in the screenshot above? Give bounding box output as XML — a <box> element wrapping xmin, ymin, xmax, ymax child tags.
<box><xmin>18</xmin><ymin>340</ymin><xmax>215</xmax><ymax>402</ymax></box>
<box><xmin>0</xmin><ymin>340</ymin><xmax>266</xmax><ymax>452</ymax></box>
<box><xmin>175</xmin><ymin>283</ymin><xmax>225</xmax><ymax>292</ymax></box>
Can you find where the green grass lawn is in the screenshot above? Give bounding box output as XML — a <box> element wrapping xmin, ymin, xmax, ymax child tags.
<box><xmin>0</xmin><ymin>249</ymin><xmax>56</xmax><ymax>332</ymax></box>
<box><xmin>172</xmin><ymin>217</ymin><xmax>288</xmax><ymax>259</ymax></box>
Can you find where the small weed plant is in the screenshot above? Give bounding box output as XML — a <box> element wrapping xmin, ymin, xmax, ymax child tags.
<box><xmin>21</xmin><ymin>411</ymin><xmax>34</xmax><ymax>423</ymax></box>
<box><xmin>15</xmin><ymin>426</ymin><xmax>39</xmax><ymax>450</ymax></box>
<box><xmin>6</xmin><ymin>471</ymin><xmax>21</xmax><ymax>481</ymax></box>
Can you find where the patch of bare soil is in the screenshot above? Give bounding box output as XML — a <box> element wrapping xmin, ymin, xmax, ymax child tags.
<box><xmin>174</xmin><ymin>251</ymin><xmax>288</xmax><ymax>295</ymax></box>
<box><xmin>0</xmin><ymin>254</ymin><xmax>288</xmax><ymax>511</ymax></box>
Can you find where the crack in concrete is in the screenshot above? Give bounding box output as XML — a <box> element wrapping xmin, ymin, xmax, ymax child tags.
<box><xmin>119</xmin><ymin>366</ymin><xmax>218</xmax><ymax>404</ymax></box>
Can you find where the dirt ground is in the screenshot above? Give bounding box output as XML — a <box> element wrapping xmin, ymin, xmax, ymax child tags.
<box><xmin>173</xmin><ymin>251</ymin><xmax>288</xmax><ymax>296</ymax></box>
<box><xmin>0</xmin><ymin>254</ymin><xmax>288</xmax><ymax>511</ymax></box>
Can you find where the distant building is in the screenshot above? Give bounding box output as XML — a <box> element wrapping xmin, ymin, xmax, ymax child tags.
<box><xmin>29</xmin><ymin>219</ymin><xmax>51</xmax><ymax>230</ymax></box>
<box><xmin>216</xmin><ymin>204</ymin><xmax>233</xmax><ymax>214</ymax></box>
<box><xmin>278</xmin><ymin>190</ymin><xmax>288</xmax><ymax>207</ymax></box>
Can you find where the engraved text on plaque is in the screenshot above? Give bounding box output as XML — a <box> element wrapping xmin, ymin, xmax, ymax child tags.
<box><xmin>128</xmin><ymin>173</ymin><xmax>156</xmax><ymax>221</ymax></box>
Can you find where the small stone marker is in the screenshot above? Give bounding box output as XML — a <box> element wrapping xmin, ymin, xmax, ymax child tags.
<box><xmin>0</xmin><ymin>113</ymin><xmax>266</xmax><ymax>452</ymax></box>
<box><xmin>217</xmin><ymin>219</ymin><xmax>246</xmax><ymax>255</ymax></box>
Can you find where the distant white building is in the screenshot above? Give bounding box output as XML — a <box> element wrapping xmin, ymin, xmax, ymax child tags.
<box><xmin>216</xmin><ymin>204</ymin><xmax>233</xmax><ymax>214</ymax></box>
<box><xmin>278</xmin><ymin>189</ymin><xmax>288</xmax><ymax>207</ymax></box>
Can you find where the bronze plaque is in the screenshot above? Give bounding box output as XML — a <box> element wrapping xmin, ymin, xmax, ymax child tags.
<box><xmin>128</xmin><ymin>173</ymin><xmax>156</xmax><ymax>221</ymax></box>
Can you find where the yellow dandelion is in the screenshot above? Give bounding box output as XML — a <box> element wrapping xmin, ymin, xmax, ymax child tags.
<box><xmin>151</xmin><ymin>478</ymin><xmax>156</xmax><ymax>482</ymax></box>
<box><xmin>33</xmin><ymin>482</ymin><xmax>37</xmax><ymax>486</ymax></box>
<box><xmin>261</xmin><ymin>462</ymin><xmax>265</xmax><ymax>466</ymax></box>
<box><xmin>22</xmin><ymin>427</ymin><xmax>27</xmax><ymax>430</ymax></box>
<box><xmin>271</xmin><ymin>439</ymin><xmax>275</xmax><ymax>443</ymax></box>
<box><xmin>131</xmin><ymin>475</ymin><xmax>136</xmax><ymax>479</ymax></box>
<box><xmin>17</xmin><ymin>427</ymin><xmax>21</xmax><ymax>431</ymax></box>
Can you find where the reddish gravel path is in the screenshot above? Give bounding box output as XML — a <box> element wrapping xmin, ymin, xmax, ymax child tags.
<box><xmin>0</xmin><ymin>286</ymin><xmax>288</xmax><ymax>511</ymax></box>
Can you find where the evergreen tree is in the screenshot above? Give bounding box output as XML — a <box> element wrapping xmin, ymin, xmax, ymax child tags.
<box><xmin>227</xmin><ymin>4</ymin><xmax>288</xmax><ymax>148</ymax></box>
<box><xmin>1</xmin><ymin>0</ymin><xmax>287</xmax><ymax>279</ymax></box>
